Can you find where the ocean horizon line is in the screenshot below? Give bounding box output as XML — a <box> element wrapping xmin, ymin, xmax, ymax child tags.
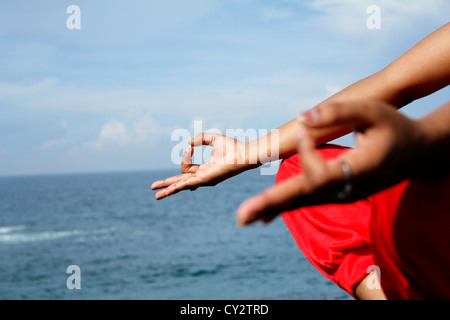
<box><xmin>0</xmin><ymin>167</ymin><xmax>181</xmax><ymax>179</ymax></box>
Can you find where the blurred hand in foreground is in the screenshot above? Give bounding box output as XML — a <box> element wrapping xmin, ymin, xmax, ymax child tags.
<box><xmin>236</xmin><ymin>99</ymin><xmax>443</xmax><ymax>226</ymax></box>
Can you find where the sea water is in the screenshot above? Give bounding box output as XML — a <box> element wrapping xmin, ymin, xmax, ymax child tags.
<box><xmin>0</xmin><ymin>169</ymin><xmax>351</xmax><ymax>300</ymax></box>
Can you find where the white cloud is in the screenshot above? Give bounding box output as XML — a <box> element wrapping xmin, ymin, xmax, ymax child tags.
<box><xmin>83</xmin><ymin>113</ymin><xmax>170</xmax><ymax>151</ymax></box>
<box><xmin>99</xmin><ymin>121</ymin><xmax>128</xmax><ymax>144</ymax></box>
<box><xmin>38</xmin><ymin>138</ymin><xmax>69</xmax><ymax>151</ymax></box>
<box><xmin>131</xmin><ymin>113</ymin><xmax>161</xmax><ymax>146</ymax></box>
<box><xmin>258</xmin><ymin>7</ymin><xmax>296</xmax><ymax>21</ymax></box>
<box><xmin>85</xmin><ymin>121</ymin><xmax>128</xmax><ymax>150</ymax></box>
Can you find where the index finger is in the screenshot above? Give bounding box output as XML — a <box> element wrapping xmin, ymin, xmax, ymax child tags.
<box><xmin>303</xmin><ymin>100</ymin><xmax>389</xmax><ymax>130</ymax></box>
<box><xmin>236</xmin><ymin>174</ymin><xmax>308</xmax><ymax>226</ymax></box>
<box><xmin>151</xmin><ymin>173</ymin><xmax>194</xmax><ymax>190</ymax></box>
<box><xmin>190</xmin><ymin>133</ymin><xmax>219</xmax><ymax>147</ymax></box>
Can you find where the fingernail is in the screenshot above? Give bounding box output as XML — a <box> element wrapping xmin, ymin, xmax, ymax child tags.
<box><xmin>236</xmin><ymin>209</ymin><xmax>248</xmax><ymax>227</ymax></box>
<box><xmin>236</xmin><ymin>219</ymin><xmax>246</xmax><ymax>228</ymax></box>
<box><xmin>302</xmin><ymin>108</ymin><xmax>319</xmax><ymax>124</ymax></box>
<box><xmin>296</xmin><ymin>114</ymin><xmax>306</xmax><ymax>125</ymax></box>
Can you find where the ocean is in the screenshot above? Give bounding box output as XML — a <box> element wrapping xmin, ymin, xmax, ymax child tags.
<box><xmin>0</xmin><ymin>169</ymin><xmax>351</xmax><ymax>300</ymax></box>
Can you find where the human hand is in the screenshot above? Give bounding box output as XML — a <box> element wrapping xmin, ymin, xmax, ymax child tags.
<box><xmin>151</xmin><ymin>133</ymin><xmax>253</xmax><ymax>200</ymax></box>
<box><xmin>236</xmin><ymin>99</ymin><xmax>425</xmax><ymax>226</ymax></box>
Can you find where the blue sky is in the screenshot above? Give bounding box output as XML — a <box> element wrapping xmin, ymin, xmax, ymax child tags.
<box><xmin>0</xmin><ymin>0</ymin><xmax>449</xmax><ymax>176</ymax></box>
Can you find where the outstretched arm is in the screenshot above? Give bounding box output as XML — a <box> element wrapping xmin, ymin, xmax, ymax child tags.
<box><xmin>152</xmin><ymin>23</ymin><xmax>450</xmax><ymax>199</ymax></box>
<box><xmin>250</xmin><ymin>23</ymin><xmax>450</xmax><ymax>166</ymax></box>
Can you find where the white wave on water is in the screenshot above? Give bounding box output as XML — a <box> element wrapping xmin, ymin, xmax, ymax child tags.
<box><xmin>0</xmin><ymin>227</ymin><xmax>116</xmax><ymax>244</ymax></box>
<box><xmin>0</xmin><ymin>225</ymin><xmax>27</xmax><ymax>234</ymax></box>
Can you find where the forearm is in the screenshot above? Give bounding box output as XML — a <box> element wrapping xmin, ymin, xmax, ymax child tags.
<box><xmin>246</xmin><ymin>68</ymin><xmax>416</xmax><ymax>166</ymax></box>
<box><xmin>305</xmin><ymin>21</ymin><xmax>450</xmax><ymax>147</ymax></box>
